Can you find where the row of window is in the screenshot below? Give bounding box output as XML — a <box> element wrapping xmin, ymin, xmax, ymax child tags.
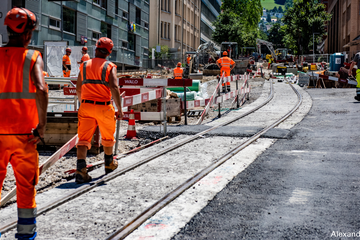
<box><xmin>161</xmin><ymin>21</ymin><xmax>171</xmax><ymax>39</ymax></box>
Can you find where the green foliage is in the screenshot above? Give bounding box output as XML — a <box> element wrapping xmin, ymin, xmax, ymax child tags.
<box><xmin>285</xmin><ymin>0</ymin><xmax>294</xmax><ymax>9</ymax></box>
<box><xmin>213</xmin><ymin>0</ymin><xmax>262</xmax><ymax>50</ymax></box>
<box><xmin>266</xmin><ymin>14</ymin><xmax>271</xmax><ymax>22</ymax></box>
<box><xmin>278</xmin><ymin>6</ymin><xmax>283</xmax><ymax>13</ymax></box>
<box><xmin>267</xmin><ymin>22</ymin><xmax>285</xmax><ymax>47</ymax></box>
<box><xmin>282</xmin><ymin>0</ymin><xmax>331</xmax><ymax>55</ymax></box>
<box><xmin>149</xmin><ymin>45</ymin><xmax>170</xmax><ymax>59</ymax></box>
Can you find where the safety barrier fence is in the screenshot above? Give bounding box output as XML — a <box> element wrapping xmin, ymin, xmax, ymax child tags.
<box><xmin>306</xmin><ymin>71</ymin><xmax>357</xmax><ymax>86</ymax></box>
<box><xmin>196</xmin><ymin>73</ymin><xmax>251</xmax><ymax>125</ymax></box>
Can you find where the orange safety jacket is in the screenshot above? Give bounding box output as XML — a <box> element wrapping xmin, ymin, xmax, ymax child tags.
<box><xmin>79</xmin><ymin>58</ymin><xmax>117</xmax><ymax>102</ymax></box>
<box><xmin>81</xmin><ymin>53</ymin><xmax>90</xmax><ymax>63</ymax></box>
<box><xmin>0</xmin><ymin>48</ymin><xmax>40</xmax><ymax>134</ymax></box>
<box><xmin>187</xmin><ymin>57</ymin><xmax>191</xmax><ymax>65</ymax></box>
<box><xmin>174</xmin><ymin>67</ymin><xmax>183</xmax><ymax>79</ymax></box>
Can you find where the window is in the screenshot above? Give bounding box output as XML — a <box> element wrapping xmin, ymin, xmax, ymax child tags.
<box><xmin>167</xmin><ymin>0</ymin><xmax>170</xmax><ymax>12</ymax></box>
<box><xmin>161</xmin><ymin>22</ymin><xmax>163</xmax><ymax>38</ymax></box>
<box><xmin>101</xmin><ymin>22</ymin><xmax>111</xmax><ymax>38</ymax></box>
<box><xmin>49</xmin><ymin>18</ymin><xmax>60</xmax><ymax>29</ymax></box>
<box><xmin>122</xmin><ymin>41</ymin><xmax>128</xmax><ymax>48</ymax></box>
<box><xmin>174</xmin><ymin>25</ymin><xmax>177</xmax><ymax>41</ymax></box>
<box><xmin>144</xmin><ymin>22</ymin><xmax>149</xmax><ymax>29</ymax></box>
<box><xmin>164</xmin><ymin>22</ymin><xmax>166</xmax><ymax>38</ymax></box>
<box><xmin>92</xmin><ymin>32</ymin><xmax>101</xmax><ymax>40</ymax></box>
<box><xmin>123</xmin><ymin>11</ymin><xmax>128</xmax><ymax>19</ymax></box>
<box><xmin>167</xmin><ymin>23</ymin><xmax>170</xmax><ymax>39</ymax></box>
<box><xmin>93</xmin><ymin>0</ymin><xmax>106</xmax><ymax>8</ymax></box>
<box><xmin>161</xmin><ymin>0</ymin><xmax>163</xmax><ymax>10</ymax></box>
<box><xmin>115</xmin><ymin>0</ymin><xmax>118</xmax><ymax>15</ymax></box>
<box><xmin>128</xmin><ymin>34</ymin><xmax>135</xmax><ymax>51</ymax></box>
<box><xmin>136</xmin><ymin>7</ymin><xmax>141</xmax><ymax>25</ymax></box>
<box><xmin>12</xmin><ymin>0</ymin><xmax>25</xmax><ymax>7</ymax></box>
<box><xmin>63</xmin><ymin>7</ymin><xmax>76</xmax><ymax>34</ymax></box>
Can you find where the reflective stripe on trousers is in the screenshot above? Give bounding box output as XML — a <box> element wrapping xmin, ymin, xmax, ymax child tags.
<box><xmin>17</xmin><ymin>208</ymin><xmax>37</xmax><ymax>235</ymax></box>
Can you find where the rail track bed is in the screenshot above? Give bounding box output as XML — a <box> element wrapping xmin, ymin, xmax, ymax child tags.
<box><xmin>0</xmin><ymin>79</ymin><xmax>312</xmax><ymax>240</ymax></box>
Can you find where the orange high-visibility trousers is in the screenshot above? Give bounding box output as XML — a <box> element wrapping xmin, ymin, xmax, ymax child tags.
<box><xmin>221</xmin><ymin>68</ymin><xmax>231</xmax><ymax>86</ymax></box>
<box><xmin>63</xmin><ymin>70</ymin><xmax>71</xmax><ymax>77</ymax></box>
<box><xmin>0</xmin><ymin>135</ymin><xmax>39</xmax><ymax>209</ymax></box>
<box><xmin>77</xmin><ymin>103</ymin><xmax>116</xmax><ymax>149</ymax></box>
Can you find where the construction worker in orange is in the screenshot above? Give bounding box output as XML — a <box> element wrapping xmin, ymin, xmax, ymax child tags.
<box><xmin>0</xmin><ymin>7</ymin><xmax>48</xmax><ymax>240</ymax></box>
<box><xmin>186</xmin><ymin>54</ymin><xmax>191</xmax><ymax>65</ymax></box>
<box><xmin>62</xmin><ymin>48</ymin><xmax>71</xmax><ymax>77</ymax></box>
<box><xmin>216</xmin><ymin>51</ymin><xmax>236</xmax><ymax>92</ymax></box>
<box><xmin>75</xmin><ymin>37</ymin><xmax>124</xmax><ymax>183</ymax></box>
<box><xmin>77</xmin><ymin>46</ymin><xmax>90</xmax><ymax>65</ymax></box>
<box><xmin>173</xmin><ymin>62</ymin><xmax>183</xmax><ymax>79</ymax></box>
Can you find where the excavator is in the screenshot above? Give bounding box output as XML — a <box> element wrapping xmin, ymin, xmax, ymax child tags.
<box><xmin>256</xmin><ymin>39</ymin><xmax>293</xmax><ymax>63</ymax></box>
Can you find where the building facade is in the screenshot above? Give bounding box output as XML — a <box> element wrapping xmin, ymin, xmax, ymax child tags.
<box><xmin>0</xmin><ymin>0</ymin><xmax>149</xmax><ymax>69</ymax></box>
<box><xmin>200</xmin><ymin>0</ymin><xmax>221</xmax><ymax>49</ymax></box>
<box><xmin>149</xmin><ymin>0</ymin><xmax>201</xmax><ymax>57</ymax></box>
<box><xmin>324</xmin><ymin>0</ymin><xmax>360</xmax><ymax>58</ymax></box>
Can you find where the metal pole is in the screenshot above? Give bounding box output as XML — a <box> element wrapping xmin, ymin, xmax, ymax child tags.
<box><xmin>218</xmin><ymin>78</ymin><xmax>221</xmax><ymax>118</ymax></box>
<box><xmin>183</xmin><ymin>79</ymin><xmax>187</xmax><ymax>125</ymax></box>
<box><xmin>114</xmin><ymin>94</ymin><xmax>124</xmax><ymax>155</ymax></box>
<box><xmin>313</xmin><ymin>33</ymin><xmax>314</xmax><ymax>63</ymax></box>
<box><xmin>61</xmin><ymin>1</ymin><xmax>63</xmax><ymax>41</ymax></box>
<box><xmin>162</xmin><ymin>87</ymin><xmax>167</xmax><ymax>136</ymax></box>
<box><xmin>181</xmin><ymin>0</ymin><xmax>184</xmax><ymax>61</ymax></box>
<box><xmin>236</xmin><ymin>78</ymin><xmax>239</xmax><ymax>108</ymax></box>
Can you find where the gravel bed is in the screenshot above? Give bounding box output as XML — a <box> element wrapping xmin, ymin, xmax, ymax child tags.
<box><xmin>1</xmin><ymin>76</ymin><xmax>265</xmax><ymax>208</ymax></box>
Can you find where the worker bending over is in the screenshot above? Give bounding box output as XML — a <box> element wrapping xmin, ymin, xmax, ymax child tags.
<box><xmin>77</xmin><ymin>46</ymin><xmax>90</xmax><ymax>64</ymax></box>
<box><xmin>62</xmin><ymin>48</ymin><xmax>71</xmax><ymax>77</ymax></box>
<box><xmin>75</xmin><ymin>37</ymin><xmax>124</xmax><ymax>183</ymax></box>
<box><xmin>216</xmin><ymin>51</ymin><xmax>235</xmax><ymax>92</ymax></box>
<box><xmin>349</xmin><ymin>52</ymin><xmax>360</xmax><ymax>101</ymax></box>
<box><xmin>0</xmin><ymin>7</ymin><xmax>48</xmax><ymax>240</ymax></box>
<box><xmin>268</xmin><ymin>57</ymin><xmax>273</xmax><ymax>69</ymax></box>
<box><xmin>173</xmin><ymin>62</ymin><xmax>183</xmax><ymax>79</ymax></box>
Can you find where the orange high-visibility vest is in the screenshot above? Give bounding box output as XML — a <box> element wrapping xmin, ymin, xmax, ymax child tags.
<box><xmin>174</xmin><ymin>67</ymin><xmax>183</xmax><ymax>79</ymax></box>
<box><xmin>79</xmin><ymin>58</ymin><xmax>117</xmax><ymax>102</ymax></box>
<box><xmin>187</xmin><ymin>57</ymin><xmax>191</xmax><ymax>64</ymax></box>
<box><xmin>81</xmin><ymin>53</ymin><xmax>90</xmax><ymax>63</ymax></box>
<box><xmin>63</xmin><ymin>55</ymin><xmax>71</xmax><ymax>65</ymax></box>
<box><xmin>0</xmin><ymin>48</ymin><xmax>40</xmax><ymax>134</ymax></box>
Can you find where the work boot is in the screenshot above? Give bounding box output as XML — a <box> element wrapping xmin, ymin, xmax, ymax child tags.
<box><xmin>75</xmin><ymin>159</ymin><xmax>92</xmax><ymax>183</ymax></box>
<box><xmin>227</xmin><ymin>85</ymin><xmax>231</xmax><ymax>92</ymax></box>
<box><xmin>105</xmin><ymin>154</ymin><xmax>118</xmax><ymax>174</ymax></box>
<box><xmin>15</xmin><ymin>232</ymin><xmax>37</xmax><ymax>240</ymax></box>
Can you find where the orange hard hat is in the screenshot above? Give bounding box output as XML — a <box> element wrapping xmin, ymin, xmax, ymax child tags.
<box><xmin>66</xmin><ymin>48</ymin><xmax>71</xmax><ymax>53</ymax></box>
<box><xmin>4</xmin><ymin>7</ymin><xmax>37</xmax><ymax>34</ymax></box>
<box><xmin>177</xmin><ymin>62</ymin><xmax>181</xmax><ymax>67</ymax></box>
<box><xmin>223</xmin><ymin>51</ymin><xmax>228</xmax><ymax>56</ymax></box>
<box><xmin>82</xmin><ymin>47</ymin><xmax>88</xmax><ymax>52</ymax></box>
<box><xmin>96</xmin><ymin>37</ymin><xmax>114</xmax><ymax>54</ymax></box>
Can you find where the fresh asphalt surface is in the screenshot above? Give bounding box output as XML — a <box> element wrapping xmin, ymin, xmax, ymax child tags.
<box><xmin>173</xmin><ymin>88</ymin><xmax>360</xmax><ymax>239</ymax></box>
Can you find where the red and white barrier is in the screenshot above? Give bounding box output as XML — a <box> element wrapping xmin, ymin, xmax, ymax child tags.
<box><xmin>307</xmin><ymin>72</ymin><xmax>357</xmax><ymax>85</ymax></box>
<box><xmin>119</xmin><ymin>78</ymin><xmax>192</xmax><ymax>87</ymax></box>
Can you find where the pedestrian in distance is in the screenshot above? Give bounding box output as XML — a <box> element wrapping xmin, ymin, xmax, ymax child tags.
<box><xmin>0</xmin><ymin>7</ymin><xmax>48</xmax><ymax>240</ymax></box>
<box><xmin>349</xmin><ymin>52</ymin><xmax>360</xmax><ymax>101</ymax></box>
<box><xmin>173</xmin><ymin>62</ymin><xmax>183</xmax><ymax>79</ymax></box>
<box><xmin>75</xmin><ymin>37</ymin><xmax>124</xmax><ymax>183</ymax></box>
<box><xmin>216</xmin><ymin>51</ymin><xmax>236</xmax><ymax>92</ymax></box>
<box><xmin>77</xmin><ymin>46</ymin><xmax>90</xmax><ymax>65</ymax></box>
<box><xmin>62</xmin><ymin>47</ymin><xmax>71</xmax><ymax>77</ymax></box>
<box><xmin>186</xmin><ymin>54</ymin><xmax>191</xmax><ymax>66</ymax></box>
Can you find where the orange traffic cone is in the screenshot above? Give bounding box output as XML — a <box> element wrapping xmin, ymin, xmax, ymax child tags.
<box><xmin>125</xmin><ymin>109</ymin><xmax>137</xmax><ymax>139</ymax></box>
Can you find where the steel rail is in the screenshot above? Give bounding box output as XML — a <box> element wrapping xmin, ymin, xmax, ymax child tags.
<box><xmin>107</xmin><ymin>79</ymin><xmax>302</xmax><ymax>240</ymax></box>
<box><xmin>0</xmin><ymin>80</ymin><xmax>274</xmax><ymax>235</ymax></box>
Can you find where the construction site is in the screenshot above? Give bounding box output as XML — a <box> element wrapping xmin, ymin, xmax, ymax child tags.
<box><xmin>1</xmin><ymin>0</ymin><xmax>360</xmax><ymax>239</ymax></box>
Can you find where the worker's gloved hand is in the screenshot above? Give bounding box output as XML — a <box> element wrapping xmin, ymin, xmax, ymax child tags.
<box><xmin>29</xmin><ymin>124</ymin><xmax>46</xmax><ymax>145</ymax></box>
<box><xmin>116</xmin><ymin>111</ymin><xmax>124</xmax><ymax>120</ymax></box>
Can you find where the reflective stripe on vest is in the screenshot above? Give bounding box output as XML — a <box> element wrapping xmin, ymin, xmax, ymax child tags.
<box><xmin>174</xmin><ymin>68</ymin><xmax>183</xmax><ymax>78</ymax></box>
<box><xmin>220</xmin><ymin>57</ymin><xmax>231</xmax><ymax>68</ymax></box>
<box><xmin>82</xmin><ymin>61</ymin><xmax>111</xmax><ymax>87</ymax></box>
<box><xmin>0</xmin><ymin>50</ymin><xmax>36</xmax><ymax>100</ymax></box>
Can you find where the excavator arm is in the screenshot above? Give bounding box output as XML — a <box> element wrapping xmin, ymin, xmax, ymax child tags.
<box><xmin>256</xmin><ymin>39</ymin><xmax>276</xmax><ymax>60</ymax></box>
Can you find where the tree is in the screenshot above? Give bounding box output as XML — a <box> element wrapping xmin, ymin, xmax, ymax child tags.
<box><xmin>267</xmin><ymin>22</ymin><xmax>285</xmax><ymax>47</ymax></box>
<box><xmin>282</xmin><ymin>0</ymin><xmax>331</xmax><ymax>55</ymax></box>
<box><xmin>212</xmin><ymin>0</ymin><xmax>263</xmax><ymax>50</ymax></box>
<box><xmin>278</xmin><ymin>6</ymin><xmax>283</xmax><ymax>13</ymax></box>
<box><xmin>273</xmin><ymin>6</ymin><xmax>278</xmax><ymax>12</ymax></box>
<box><xmin>266</xmin><ymin>14</ymin><xmax>271</xmax><ymax>23</ymax></box>
<box><xmin>285</xmin><ymin>0</ymin><xmax>294</xmax><ymax>9</ymax></box>
<box><xmin>149</xmin><ymin>45</ymin><xmax>170</xmax><ymax>59</ymax></box>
